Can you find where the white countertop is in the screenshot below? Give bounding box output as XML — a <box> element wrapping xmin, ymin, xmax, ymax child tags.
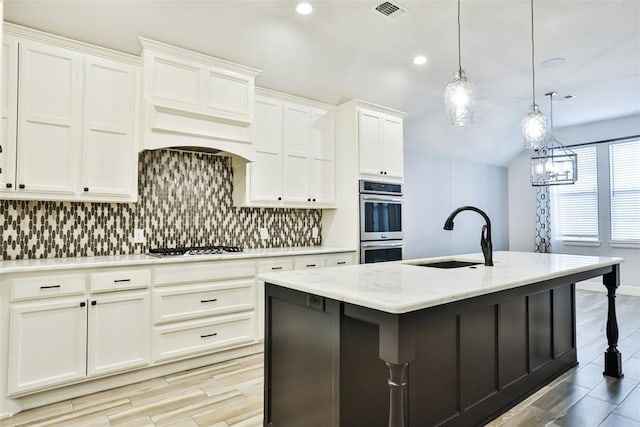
<box><xmin>258</xmin><ymin>251</ymin><xmax>624</xmax><ymax>314</ymax></box>
<box><xmin>0</xmin><ymin>246</ymin><xmax>357</xmax><ymax>274</ymax></box>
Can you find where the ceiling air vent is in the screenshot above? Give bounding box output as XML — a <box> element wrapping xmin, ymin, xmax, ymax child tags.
<box><xmin>374</xmin><ymin>1</ymin><xmax>407</xmax><ymax>20</ymax></box>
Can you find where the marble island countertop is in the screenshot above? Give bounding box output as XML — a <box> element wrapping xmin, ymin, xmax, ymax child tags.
<box><xmin>259</xmin><ymin>251</ymin><xmax>624</xmax><ymax>314</ymax></box>
<box><xmin>0</xmin><ymin>246</ymin><xmax>357</xmax><ymax>274</ymax></box>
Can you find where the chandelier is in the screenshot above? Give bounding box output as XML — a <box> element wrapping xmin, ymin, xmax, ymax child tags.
<box><xmin>530</xmin><ymin>92</ymin><xmax>577</xmax><ymax>186</ymax></box>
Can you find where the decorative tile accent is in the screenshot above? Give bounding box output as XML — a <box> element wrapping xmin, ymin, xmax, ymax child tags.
<box><xmin>0</xmin><ymin>150</ymin><xmax>322</xmax><ymax>260</ymax></box>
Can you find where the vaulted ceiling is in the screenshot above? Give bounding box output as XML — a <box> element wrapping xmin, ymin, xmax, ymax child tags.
<box><xmin>4</xmin><ymin>0</ymin><xmax>639</xmax><ymax>165</ymax></box>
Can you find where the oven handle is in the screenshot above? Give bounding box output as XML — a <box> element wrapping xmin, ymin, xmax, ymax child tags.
<box><xmin>361</xmin><ymin>241</ymin><xmax>404</xmax><ymax>248</ymax></box>
<box><xmin>361</xmin><ymin>195</ymin><xmax>403</xmax><ymax>202</ymax></box>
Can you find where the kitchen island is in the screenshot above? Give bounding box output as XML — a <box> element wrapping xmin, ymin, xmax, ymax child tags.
<box><xmin>259</xmin><ymin>251</ymin><xmax>624</xmax><ymax>427</ymax></box>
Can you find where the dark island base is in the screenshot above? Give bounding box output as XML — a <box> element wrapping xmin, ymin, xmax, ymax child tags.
<box><xmin>341</xmin><ymin>283</ymin><xmax>576</xmax><ymax>426</ymax></box>
<box><xmin>265</xmin><ymin>264</ymin><xmax>621</xmax><ymax>427</ymax></box>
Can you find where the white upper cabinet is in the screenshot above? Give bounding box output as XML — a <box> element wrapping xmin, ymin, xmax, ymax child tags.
<box><xmin>81</xmin><ymin>56</ymin><xmax>139</xmax><ymax>200</ymax></box>
<box><xmin>140</xmin><ymin>39</ymin><xmax>260</xmax><ymax>161</ymax></box>
<box><xmin>249</xmin><ymin>95</ymin><xmax>284</xmax><ymax>204</ymax></box>
<box><xmin>357</xmin><ymin>106</ymin><xmax>405</xmax><ymax>182</ymax></box>
<box><xmin>233</xmin><ymin>89</ymin><xmax>336</xmax><ymax>209</ymax></box>
<box><xmin>0</xmin><ymin>34</ymin><xmax>18</xmax><ymax>193</ymax></box>
<box><xmin>283</xmin><ymin>104</ymin><xmax>311</xmax><ymax>204</ymax></box>
<box><xmin>16</xmin><ymin>40</ymin><xmax>83</xmax><ymax>196</ymax></box>
<box><xmin>309</xmin><ymin>108</ymin><xmax>336</xmax><ymax>205</ymax></box>
<box><xmin>1</xmin><ymin>23</ymin><xmax>141</xmax><ymax>202</ymax></box>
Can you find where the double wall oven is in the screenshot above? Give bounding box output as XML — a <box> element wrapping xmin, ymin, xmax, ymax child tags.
<box><xmin>359</xmin><ymin>180</ymin><xmax>404</xmax><ymax>263</ymax></box>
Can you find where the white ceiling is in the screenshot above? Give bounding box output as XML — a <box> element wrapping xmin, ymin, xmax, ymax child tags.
<box><xmin>4</xmin><ymin>0</ymin><xmax>640</xmax><ymax>166</ymax></box>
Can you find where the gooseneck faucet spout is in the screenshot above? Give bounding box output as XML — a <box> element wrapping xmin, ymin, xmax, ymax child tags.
<box><xmin>443</xmin><ymin>206</ymin><xmax>493</xmax><ymax>266</ymax></box>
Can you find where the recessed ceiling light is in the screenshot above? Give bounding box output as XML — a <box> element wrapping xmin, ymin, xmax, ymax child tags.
<box><xmin>413</xmin><ymin>55</ymin><xmax>427</xmax><ymax>65</ymax></box>
<box><xmin>296</xmin><ymin>2</ymin><xmax>313</xmax><ymax>15</ymax></box>
<box><xmin>540</xmin><ymin>57</ymin><xmax>566</xmax><ymax>69</ymax></box>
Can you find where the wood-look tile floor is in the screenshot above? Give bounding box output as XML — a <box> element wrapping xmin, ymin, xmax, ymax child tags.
<box><xmin>1</xmin><ymin>289</ymin><xmax>639</xmax><ymax>427</ymax></box>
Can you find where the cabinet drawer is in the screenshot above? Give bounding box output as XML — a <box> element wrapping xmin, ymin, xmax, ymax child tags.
<box><xmin>325</xmin><ymin>252</ymin><xmax>356</xmax><ymax>267</ymax></box>
<box><xmin>10</xmin><ymin>274</ymin><xmax>86</xmax><ymax>301</ymax></box>
<box><xmin>257</xmin><ymin>258</ymin><xmax>294</xmax><ymax>274</ymax></box>
<box><xmin>154</xmin><ymin>260</ymin><xmax>256</xmax><ymax>286</ymax></box>
<box><xmin>294</xmin><ymin>256</ymin><xmax>326</xmax><ymax>270</ymax></box>
<box><xmin>153</xmin><ymin>280</ymin><xmax>254</xmax><ymax>324</ymax></box>
<box><xmin>152</xmin><ymin>312</ymin><xmax>255</xmax><ymax>362</ymax></box>
<box><xmin>90</xmin><ymin>268</ymin><xmax>151</xmax><ymax>293</ymax></box>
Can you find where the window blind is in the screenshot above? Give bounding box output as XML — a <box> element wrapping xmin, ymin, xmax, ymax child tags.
<box><xmin>552</xmin><ymin>146</ymin><xmax>599</xmax><ymax>240</ymax></box>
<box><xmin>610</xmin><ymin>140</ymin><xmax>640</xmax><ymax>242</ymax></box>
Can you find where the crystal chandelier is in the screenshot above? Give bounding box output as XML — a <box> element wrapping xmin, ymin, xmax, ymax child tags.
<box><xmin>522</xmin><ymin>0</ymin><xmax>547</xmax><ymax>149</ymax></box>
<box><xmin>444</xmin><ymin>0</ymin><xmax>476</xmax><ymax>126</ymax></box>
<box><xmin>530</xmin><ymin>92</ymin><xmax>577</xmax><ymax>186</ymax></box>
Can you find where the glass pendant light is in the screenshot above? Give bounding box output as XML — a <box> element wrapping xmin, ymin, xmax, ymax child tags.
<box><xmin>522</xmin><ymin>0</ymin><xmax>547</xmax><ymax>149</ymax></box>
<box><xmin>444</xmin><ymin>0</ymin><xmax>476</xmax><ymax>126</ymax></box>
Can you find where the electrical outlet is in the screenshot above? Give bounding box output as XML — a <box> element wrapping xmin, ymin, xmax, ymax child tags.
<box><xmin>133</xmin><ymin>229</ymin><xmax>145</xmax><ymax>244</ymax></box>
<box><xmin>259</xmin><ymin>228</ymin><xmax>269</xmax><ymax>240</ymax></box>
<box><xmin>312</xmin><ymin>226</ymin><xmax>319</xmax><ymax>239</ymax></box>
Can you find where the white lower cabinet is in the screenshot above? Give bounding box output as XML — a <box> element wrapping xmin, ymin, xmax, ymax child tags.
<box><xmin>152</xmin><ymin>312</ymin><xmax>255</xmax><ymax>362</ymax></box>
<box><xmin>8</xmin><ymin>297</ymin><xmax>88</xmax><ymax>395</ymax></box>
<box><xmin>87</xmin><ymin>290</ymin><xmax>150</xmax><ymax>377</ymax></box>
<box><xmin>4</xmin><ymin>251</ymin><xmax>355</xmax><ymax>397</ymax></box>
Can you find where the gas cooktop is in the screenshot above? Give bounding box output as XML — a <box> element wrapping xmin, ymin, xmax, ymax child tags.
<box><xmin>147</xmin><ymin>245</ymin><xmax>244</xmax><ymax>257</ymax></box>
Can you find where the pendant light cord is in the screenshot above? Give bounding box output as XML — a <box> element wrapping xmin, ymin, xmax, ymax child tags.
<box><xmin>457</xmin><ymin>0</ymin><xmax>462</xmax><ymax>72</ymax></box>
<box><xmin>530</xmin><ymin>0</ymin><xmax>536</xmax><ymax>106</ymax></box>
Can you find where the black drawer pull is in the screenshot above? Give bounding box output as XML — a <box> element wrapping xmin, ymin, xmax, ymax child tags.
<box><xmin>18</xmin><ymin>184</ymin><xmax>25</xmax><ymax>189</ymax></box>
<box><xmin>337</xmin><ymin>261</ymin><xmax>346</xmax><ymax>265</ymax></box>
<box><xmin>83</xmin><ymin>187</ymin><xmax>89</xmax><ymax>192</ymax></box>
<box><xmin>40</xmin><ymin>285</ymin><xmax>61</xmax><ymax>290</ymax></box>
<box><xmin>271</xmin><ymin>266</ymin><xmax>283</xmax><ymax>270</ymax></box>
<box><xmin>200</xmin><ymin>298</ymin><xmax>218</xmax><ymax>303</ymax></box>
<box><xmin>200</xmin><ymin>332</ymin><xmax>218</xmax><ymax>338</ymax></box>
<box><xmin>113</xmin><ymin>279</ymin><xmax>131</xmax><ymax>283</ymax></box>
<box><xmin>306</xmin><ymin>264</ymin><xmax>316</xmax><ymax>267</ymax></box>
<box><xmin>6</xmin><ymin>183</ymin><xmax>12</xmax><ymax>188</ymax></box>
<box><xmin>91</xmin><ymin>301</ymin><xmax>97</xmax><ymax>306</ymax></box>
<box><xmin>80</xmin><ymin>302</ymin><xmax>86</xmax><ymax>307</ymax></box>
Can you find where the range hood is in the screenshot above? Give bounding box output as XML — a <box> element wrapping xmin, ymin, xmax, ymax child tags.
<box><xmin>140</xmin><ymin>37</ymin><xmax>261</xmax><ymax>162</ymax></box>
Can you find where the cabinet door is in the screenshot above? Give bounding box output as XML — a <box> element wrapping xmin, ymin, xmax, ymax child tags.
<box><xmin>8</xmin><ymin>297</ymin><xmax>87</xmax><ymax>395</ymax></box>
<box><xmin>1</xmin><ymin>35</ymin><xmax>18</xmax><ymax>193</ymax></box>
<box><xmin>87</xmin><ymin>290</ymin><xmax>150</xmax><ymax>377</ymax></box>
<box><xmin>81</xmin><ymin>56</ymin><xmax>138</xmax><ymax>200</ymax></box>
<box><xmin>16</xmin><ymin>40</ymin><xmax>83</xmax><ymax>195</ymax></box>
<box><xmin>282</xmin><ymin>104</ymin><xmax>310</xmax><ymax>204</ymax></box>
<box><xmin>382</xmin><ymin>115</ymin><xmax>404</xmax><ymax>180</ymax></box>
<box><xmin>251</xmin><ymin>96</ymin><xmax>284</xmax><ymax>204</ymax></box>
<box><xmin>309</xmin><ymin>108</ymin><xmax>336</xmax><ymax>206</ymax></box>
<box><xmin>358</xmin><ymin>108</ymin><xmax>383</xmax><ymax>178</ymax></box>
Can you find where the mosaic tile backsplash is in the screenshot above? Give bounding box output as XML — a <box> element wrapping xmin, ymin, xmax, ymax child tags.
<box><xmin>0</xmin><ymin>150</ymin><xmax>322</xmax><ymax>260</ymax></box>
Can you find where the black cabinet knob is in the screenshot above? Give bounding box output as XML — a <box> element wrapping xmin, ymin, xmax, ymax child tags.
<box><xmin>277</xmin><ymin>197</ymin><xmax>282</xmax><ymax>201</ymax></box>
<box><xmin>91</xmin><ymin>301</ymin><xmax>97</xmax><ymax>306</ymax></box>
<box><xmin>380</xmin><ymin>171</ymin><xmax>384</xmax><ymax>174</ymax></box>
<box><xmin>80</xmin><ymin>302</ymin><xmax>86</xmax><ymax>307</ymax></box>
<box><xmin>84</xmin><ymin>187</ymin><xmax>89</xmax><ymax>192</ymax></box>
<box><xmin>312</xmin><ymin>198</ymin><xmax>316</xmax><ymax>202</ymax></box>
<box><xmin>307</xmin><ymin>198</ymin><xmax>311</xmax><ymax>202</ymax></box>
<box><xmin>6</xmin><ymin>183</ymin><xmax>12</xmax><ymax>189</ymax></box>
<box><xmin>18</xmin><ymin>184</ymin><xmax>25</xmax><ymax>189</ymax></box>
<box><xmin>384</xmin><ymin>171</ymin><xmax>388</xmax><ymax>175</ymax></box>
<box><xmin>0</xmin><ymin>145</ymin><xmax>3</xmax><ymax>153</ymax></box>
<box><xmin>0</xmin><ymin>167</ymin><xmax>2</xmax><ymax>174</ymax></box>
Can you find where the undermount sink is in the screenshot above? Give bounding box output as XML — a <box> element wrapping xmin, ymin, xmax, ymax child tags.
<box><xmin>414</xmin><ymin>260</ymin><xmax>482</xmax><ymax>269</ymax></box>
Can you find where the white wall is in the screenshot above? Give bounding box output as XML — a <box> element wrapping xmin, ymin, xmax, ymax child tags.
<box><xmin>507</xmin><ymin>114</ymin><xmax>640</xmax><ymax>295</ymax></box>
<box><xmin>404</xmin><ymin>145</ymin><xmax>509</xmax><ymax>260</ymax></box>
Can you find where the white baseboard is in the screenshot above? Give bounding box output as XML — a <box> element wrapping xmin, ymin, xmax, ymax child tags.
<box><xmin>576</xmin><ymin>280</ymin><xmax>640</xmax><ymax>296</ymax></box>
